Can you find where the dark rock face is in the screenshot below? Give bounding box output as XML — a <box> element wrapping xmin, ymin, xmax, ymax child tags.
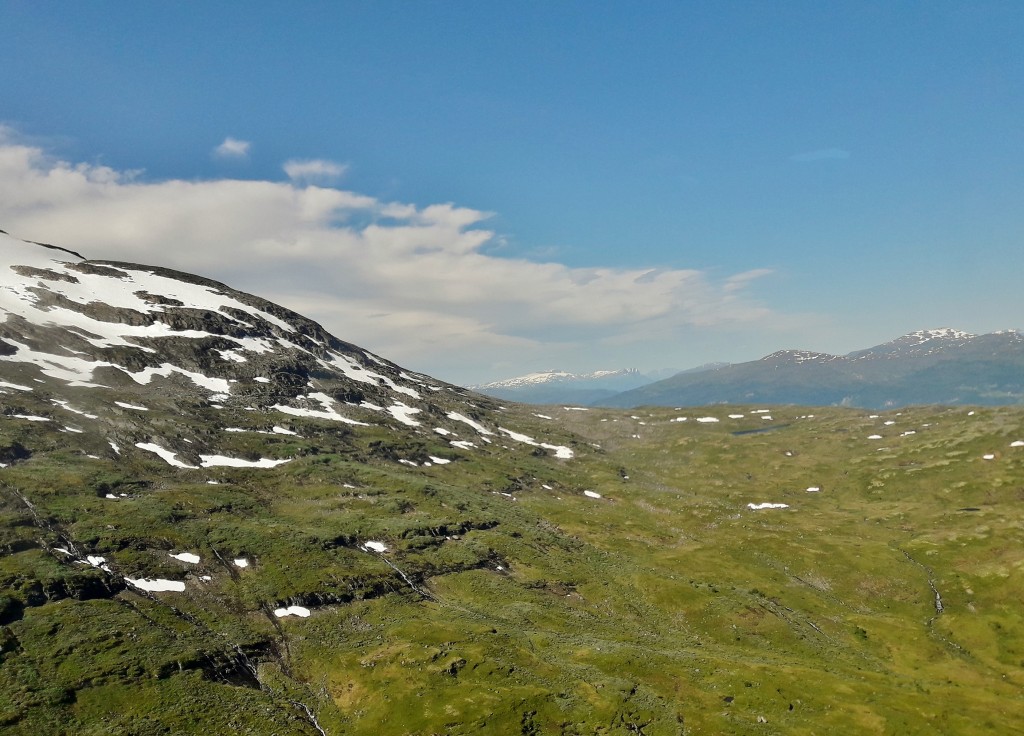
<box><xmin>0</xmin><ymin>442</ymin><xmax>31</xmax><ymax>464</ymax></box>
<box><xmin>10</xmin><ymin>265</ymin><xmax>80</xmax><ymax>284</ymax></box>
<box><xmin>66</xmin><ymin>262</ymin><xmax>128</xmax><ymax>278</ymax></box>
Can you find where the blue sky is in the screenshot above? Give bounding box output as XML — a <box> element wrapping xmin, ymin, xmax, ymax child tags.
<box><xmin>2</xmin><ymin>1</ymin><xmax>1022</xmax><ymax>384</ymax></box>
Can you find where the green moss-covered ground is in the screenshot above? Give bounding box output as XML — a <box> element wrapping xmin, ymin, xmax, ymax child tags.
<box><xmin>2</xmin><ymin>402</ymin><xmax>1023</xmax><ymax>734</ymax></box>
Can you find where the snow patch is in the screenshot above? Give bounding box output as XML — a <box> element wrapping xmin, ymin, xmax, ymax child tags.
<box><xmin>115</xmin><ymin>401</ymin><xmax>149</xmax><ymax>411</ymax></box>
<box><xmin>274</xmin><ymin>605</ymin><xmax>311</xmax><ymax>618</ymax></box>
<box><xmin>126</xmin><ymin>577</ymin><xmax>185</xmax><ymax>592</ymax></box>
<box><xmin>51</xmin><ymin>399</ymin><xmax>99</xmax><ymax>419</ymax></box>
<box><xmin>388</xmin><ymin>403</ymin><xmax>421</xmax><ymax>427</ymax></box>
<box><xmin>273</xmin><ymin>393</ymin><xmax>369</xmax><ymax>425</ymax></box>
<box><xmin>12</xmin><ymin>414</ymin><xmax>50</xmax><ymax>422</ymax></box>
<box><xmin>135</xmin><ymin>442</ymin><xmax>197</xmax><ymax>469</ymax></box>
<box><xmin>320</xmin><ymin>351</ymin><xmax>420</xmax><ymax>399</ymax></box>
<box><xmin>218</xmin><ymin>349</ymin><xmax>247</xmax><ymax>363</ymax></box>
<box><xmin>497</xmin><ymin>427</ymin><xmax>574</xmax><ymax>459</ymax></box>
<box><xmin>447</xmin><ymin>411</ymin><xmax>493</xmax><ymax>435</ymax></box>
<box><xmin>169</xmin><ymin>552</ymin><xmax>200</xmax><ymax>564</ymax></box>
<box><xmin>125</xmin><ymin>364</ymin><xmax>231</xmax><ymax>394</ymax></box>
<box><xmin>199</xmin><ymin>455</ymin><xmax>291</xmax><ymax>468</ymax></box>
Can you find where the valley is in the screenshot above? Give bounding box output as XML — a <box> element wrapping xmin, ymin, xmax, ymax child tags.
<box><xmin>3</xmin><ymin>397</ymin><xmax>1023</xmax><ymax>734</ymax></box>
<box><xmin>1</xmin><ymin>235</ymin><xmax>1023</xmax><ymax>734</ymax></box>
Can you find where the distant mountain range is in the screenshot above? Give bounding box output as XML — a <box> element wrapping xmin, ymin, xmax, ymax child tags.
<box><xmin>471</xmin><ymin>368</ymin><xmax>648</xmax><ymax>405</ymax></box>
<box><xmin>603</xmin><ymin>328</ymin><xmax>1024</xmax><ymax>409</ymax></box>
<box><xmin>475</xmin><ymin>329</ymin><xmax>1024</xmax><ymax>409</ymax></box>
<box><xmin>471</xmin><ymin>367</ymin><xmax>686</xmax><ymax>405</ymax></box>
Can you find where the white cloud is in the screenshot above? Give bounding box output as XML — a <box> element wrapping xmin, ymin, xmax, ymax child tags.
<box><xmin>0</xmin><ymin>135</ymin><xmax>793</xmax><ymax>384</ymax></box>
<box><xmin>213</xmin><ymin>137</ymin><xmax>251</xmax><ymax>159</ymax></box>
<box><xmin>283</xmin><ymin>158</ymin><xmax>347</xmax><ymax>183</ymax></box>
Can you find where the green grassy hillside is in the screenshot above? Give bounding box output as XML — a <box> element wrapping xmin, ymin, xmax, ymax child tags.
<box><xmin>2</xmin><ymin>402</ymin><xmax>1023</xmax><ymax>734</ymax></box>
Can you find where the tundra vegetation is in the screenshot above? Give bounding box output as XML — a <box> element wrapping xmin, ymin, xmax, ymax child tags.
<box><xmin>2</xmin><ymin>399</ymin><xmax>1023</xmax><ymax>734</ymax></box>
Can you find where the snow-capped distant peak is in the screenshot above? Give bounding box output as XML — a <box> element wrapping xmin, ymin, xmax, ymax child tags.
<box><xmin>900</xmin><ymin>328</ymin><xmax>974</xmax><ymax>344</ymax></box>
<box><xmin>761</xmin><ymin>350</ymin><xmax>838</xmax><ymax>364</ymax></box>
<box><xmin>845</xmin><ymin>327</ymin><xmax>988</xmax><ymax>361</ymax></box>
<box><xmin>484</xmin><ymin>371</ymin><xmax>575</xmax><ymax>388</ymax></box>
<box><xmin>473</xmin><ymin>368</ymin><xmax>640</xmax><ymax>390</ymax></box>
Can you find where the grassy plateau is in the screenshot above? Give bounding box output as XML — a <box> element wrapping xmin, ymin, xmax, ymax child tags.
<box><xmin>2</xmin><ymin>397</ymin><xmax>1023</xmax><ymax>735</ymax></box>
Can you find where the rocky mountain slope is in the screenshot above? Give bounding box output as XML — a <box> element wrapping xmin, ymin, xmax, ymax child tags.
<box><xmin>0</xmin><ymin>229</ymin><xmax>574</xmax><ymax>468</ymax></box>
<box><xmin>604</xmin><ymin>328</ymin><xmax>1024</xmax><ymax>409</ymax></box>
<box><xmin>0</xmin><ymin>231</ymin><xmax>588</xmax><ymax>733</ymax></box>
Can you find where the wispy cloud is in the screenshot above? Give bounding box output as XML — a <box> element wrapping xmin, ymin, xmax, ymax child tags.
<box><xmin>0</xmin><ymin>124</ymin><xmax>21</xmax><ymax>143</ymax></box>
<box><xmin>790</xmin><ymin>148</ymin><xmax>850</xmax><ymax>163</ymax></box>
<box><xmin>283</xmin><ymin>158</ymin><xmax>347</xmax><ymax>183</ymax></box>
<box><xmin>213</xmin><ymin>137</ymin><xmax>251</xmax><ymax>159</ymax></box>
<box><xmin>0</xmin><ymin>134</ymin><xmax>790</xmax><ymax>383</ymax></box>
<box><xmin>724</xmin><ymin>268</ymin><xmax>774</xmax><ymax>293</ymax></box>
